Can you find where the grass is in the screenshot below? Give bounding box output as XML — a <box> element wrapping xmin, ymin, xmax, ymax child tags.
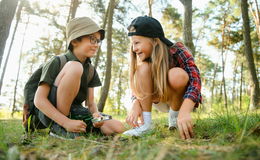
<box><xmin>0</xmin><ymin>108</ymin><xmax>259</xmax><ymax>160</ymax></box>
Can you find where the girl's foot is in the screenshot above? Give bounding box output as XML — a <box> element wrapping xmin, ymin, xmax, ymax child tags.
<box><xmin>122</xmin><ymin>123</ymin><xmax>152</xmax><ymax>136</ymax></box>
<box><xmin>168</xmin><ymin>109</ymin><xmax>178</xmax><ymax>130</ymax></box>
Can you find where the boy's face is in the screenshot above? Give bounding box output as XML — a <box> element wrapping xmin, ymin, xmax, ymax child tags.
<box><xmin>72</xmin><ymin>32</ymin><xmax>101</xmax><ymax>58</ymax></box>
<box><xmin>131</xmin><ymin>35</ymin><xmax>153</xmax><ymax>61</ymax></box>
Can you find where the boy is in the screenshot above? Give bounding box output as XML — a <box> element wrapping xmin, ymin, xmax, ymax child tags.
<box><xmin>24</xmin><ymin>17</ymin><xmax>125</xmax><ymax>139</ymax></box>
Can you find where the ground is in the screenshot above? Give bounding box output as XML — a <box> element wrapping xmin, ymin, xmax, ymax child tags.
<box><xmin>0</xmin><ymin>108</ymin><xmax>259</xmax><ymax>160</ymax></box>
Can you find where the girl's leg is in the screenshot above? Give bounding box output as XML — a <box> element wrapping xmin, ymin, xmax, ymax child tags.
<box><xmin>167</xmin><ymin>67</ymin><xmax>189</xmax><ymax>129</ymax></box>
<box><xmin>167</xmin><ymin>67</ymin><xmax>189</xmax><ymax>111</ymax></box>
<box><xmin>100</xmin><ymin>119</ymin><xmax>125</xmax><ymax>135</ymax></box>
<box><xmin>54</xmin><ymin>61</ymin><xmax>83</xmax><ymax>116</ymax></box>
<box><xmin>135</xmin><ymin>62</ymin><xmax>153</xmax><ymax>111</ymax></box>
<box><xmin>123</xmin><ymin>62</ymin><xmax>153</xmax><ymax>136</ymax></box>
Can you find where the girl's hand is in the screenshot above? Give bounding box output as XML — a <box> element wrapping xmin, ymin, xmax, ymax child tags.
<box><xmin>63</xmin><ymin>119</ymin><xmax>87</xmax><ymax>133</ymax></box>
<box><xmin>92</xmin><ymin>112</ymin><xmax>104</xmax><ymax>128</ymax></box>
<box><xmin>177</xmin><ymin>111</ymin><xmax>194</xmax><ymax>139</ymax></box>
<box><xmin>126</xmin><ymin>100</ymin><xmax>144</xmax><ymax>127</ymax></box>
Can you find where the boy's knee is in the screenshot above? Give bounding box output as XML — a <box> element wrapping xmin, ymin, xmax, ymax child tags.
<box><xmin>168</xmin><ymin>68</ymin><xmax>189</xmax><ymax>90</ymax></box>
<box><xmin>64</xmin><ymin>61</ymin><xmax>83</xmax><ymax>77</ymax></box>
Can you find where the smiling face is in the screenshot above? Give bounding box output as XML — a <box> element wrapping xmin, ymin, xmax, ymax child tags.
<box><xmin>130</xmin><ymin>35</ymin><xmax>154</xmax><ymax>61</ymax></box>
<box><xmin>71</xmin><ymin>32</ymin><xmax>101</xmax><ymax>59</ymax></box>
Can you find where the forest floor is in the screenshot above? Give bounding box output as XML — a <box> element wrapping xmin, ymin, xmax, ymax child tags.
<box><xmin>0</xmin><ymin>108</ymin><xmax>260</xmax><ymax>160</ymax></box>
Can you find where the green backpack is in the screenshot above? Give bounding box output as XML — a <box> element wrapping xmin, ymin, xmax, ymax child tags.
<box><xmin>23</xmin><ymin>55</ymin><xmax>94</xmax><ymax>132</ymax></box>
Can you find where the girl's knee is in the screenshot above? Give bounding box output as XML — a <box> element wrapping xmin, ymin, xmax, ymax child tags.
<box><xmin>136</xmin><ymin>62</ymin><xmax>151</xmax><ymax>78</ymax></box>
<box><xmin>168</xmin><ymin>68</ymin><xmax>189</xmax><ymax>90</ymax></box>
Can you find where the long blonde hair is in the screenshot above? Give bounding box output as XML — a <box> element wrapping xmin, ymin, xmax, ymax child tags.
<box><xmin>129</xmin><ymin>38</ymin><xmax>170</xmax><ymax>102</ymax></box>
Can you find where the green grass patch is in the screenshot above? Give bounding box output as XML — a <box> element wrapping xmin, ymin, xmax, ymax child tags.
<box><xmin>0</xmin><ymin>109</ymin><xmax>259</xmax><ymax>160</ymax></box>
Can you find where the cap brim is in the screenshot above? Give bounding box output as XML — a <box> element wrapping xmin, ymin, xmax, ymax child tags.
<box><xmin>159</xmin><ymin>37</ymin><xmax>173</xmax><ymax>47</ymax></box>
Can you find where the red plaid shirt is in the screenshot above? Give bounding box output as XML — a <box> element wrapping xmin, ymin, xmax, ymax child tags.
<box><xmin>169</xmin><ymin>42</ymin><xmax>202</xmax><ymax>107</ymax></box>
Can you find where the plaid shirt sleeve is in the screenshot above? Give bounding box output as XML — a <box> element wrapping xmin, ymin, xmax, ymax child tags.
<box><xmin>169</xmin><ymin>42</ymin><xmax>202</xmax><ymax>107</ymax></box>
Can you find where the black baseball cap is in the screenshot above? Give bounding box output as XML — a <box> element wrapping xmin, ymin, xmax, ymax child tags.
<box><xmin>128</xmin><ymin>16</ymin><xmax>173</xmax><ymax>47</ymax></box>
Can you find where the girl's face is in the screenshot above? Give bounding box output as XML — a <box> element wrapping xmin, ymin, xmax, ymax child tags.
<box><xmin>72</xmin><ymin>32</ymin><xmax>101</xmax><ymax>58</ymax></box>
<box><xmin>131</xmin><ymin>35</ymin><xmax>153</xmax><ymax>61</ymax></box>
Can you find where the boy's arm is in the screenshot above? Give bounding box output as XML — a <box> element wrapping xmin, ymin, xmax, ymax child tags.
<box><xmin>86</xmin><ymin>88</ymin><xmax>104</xmax><ymax>128</ymax></box>
<box><xmin>34</xmin><ymin>83</ymin><xmax>86</xmax><ymax>132</ymax></box>
<box><xmin>85</xmin><ymin>88</ymin><xmax>99</xmax><ymax>114</ymax></box>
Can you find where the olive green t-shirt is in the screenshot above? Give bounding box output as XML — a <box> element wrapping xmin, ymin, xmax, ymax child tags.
<box><xmin>24</xmin><ymin>50</ymin><xmax>101</xmax><ymax>105</ymax></box>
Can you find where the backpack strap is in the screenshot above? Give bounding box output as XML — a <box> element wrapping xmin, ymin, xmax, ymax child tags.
<box><xmin>58</xmin><ymin>55</ymin><xmax>68</xmax><ymax>71</ymax></box>
<box><xmin>87</xmin><ymin>63</ymin><xmax>95</xmax><ymax>84</ymax></box>
<box><xmin>54</xmin><ymin>55</ymin><xmax>68</xmax><ymax>85</ymax></box>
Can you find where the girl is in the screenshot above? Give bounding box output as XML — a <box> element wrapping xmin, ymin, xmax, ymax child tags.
<box><xmin>123</xmin><ymin>16</ymin><xmax>202</xmax><ymax>140</ymax></box>
<box><xmin>24</xmin><ymin>17</ymin><xmax>125</xmax><ymax>139</ymax></box>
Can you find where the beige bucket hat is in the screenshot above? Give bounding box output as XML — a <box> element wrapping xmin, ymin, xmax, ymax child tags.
<box><xmin>66</xmin><ymin>17</ymin><xmax>105</xmax><ymax>48</ymax></box>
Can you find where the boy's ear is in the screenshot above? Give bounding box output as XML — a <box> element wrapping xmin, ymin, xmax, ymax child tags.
<box><xmin>71</xmin><ymin>39</ymin><xmax>78</xmax><ymax>47</ymax></box>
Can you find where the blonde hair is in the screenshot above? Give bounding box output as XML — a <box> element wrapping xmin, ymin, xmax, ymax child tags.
<box><xmin>129</xmin><ymin>38</ymin><xmax>170</xmax><ymax>102</ymax></box>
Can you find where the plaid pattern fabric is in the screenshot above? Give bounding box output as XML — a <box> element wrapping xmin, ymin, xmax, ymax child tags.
<box><xmin>169</xmin><ymin>42</ymin><xmax>202</xmax><ymax>108</ymax></box>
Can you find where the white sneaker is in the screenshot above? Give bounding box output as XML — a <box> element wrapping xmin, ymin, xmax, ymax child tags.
<box><xmin>123</xmin><ymin>124</ymin><xmax>152</xmax><ymax>137</ymax></box>
<box><xmin>168</xmin><ymin>110</ymin><xmax>178</xmax><ymax>130</ymax></box>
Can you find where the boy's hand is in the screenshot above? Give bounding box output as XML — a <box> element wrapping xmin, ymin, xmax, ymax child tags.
<box><xmin>63</xmin><ymin>119</ymin><xmax>87</xmax><ymax>133</ymax></box>
<box><xmin>126</xmin><ymin>100</ymin><xmax>144</xmax><ymax>127</ymax></box>
<box><xmin>92</xmin><ymin>112</ymin><xmax>104</xmax><ymax>128</ymax></box>
<box><xmin>177</xmin><ymin>111</ymin><xmax>194</xmax><ymax>140</ymax></box>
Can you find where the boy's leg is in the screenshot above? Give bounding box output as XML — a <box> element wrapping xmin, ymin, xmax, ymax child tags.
<box><xmin>54</xmin><ymin>61</ymin><xmax>83</xmax><ymax>116</ymax></box>
<box><xmin>100</xmin><ymin>119</ymin><xmax>125</xmax><ymax>135</ymax></box>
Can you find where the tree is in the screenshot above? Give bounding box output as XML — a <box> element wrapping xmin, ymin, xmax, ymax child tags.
<box><xmin>0</xmin><ymin>0</ymin><xmax>25</xmax><ymax>95</ymax></box>
<box><xmin>0</xmin><ymin>0</ymin><xmax>19</xmax><ymax>69</ymax></box>
<box><xmin>179</xmin><ymin>0</ymin><xmax>195</xmax><ymax>56</ymax></box>
<box><xmin>241</xmin><ymin>0</ymin><xmax>259</xmax><ymax>109</ymax></box>
<box><xmin>12</xmin><ymin>16</ymin><xmax>30</xmax><ymax>116</ymax></box>
<box><xmin>147</xmin><ymin>0</ymin><xmax>153</xmax><ymax>17</ymax></box>
<box><xmin>98</xmin><ymin>0</ymin><xmax>116</xmax><ymax>112</ymax></box>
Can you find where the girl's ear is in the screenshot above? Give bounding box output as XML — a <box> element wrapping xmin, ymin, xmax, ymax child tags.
<box><xmin>153</xmin><ymin>38</ymin><xmax>159</xmax><ymax>46</ymax></box>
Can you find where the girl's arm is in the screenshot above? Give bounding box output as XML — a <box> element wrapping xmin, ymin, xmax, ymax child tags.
<box><xmin>34</xmin><ymin>83</ymin><xmax>87</xmax><ymax>133</ymax></box>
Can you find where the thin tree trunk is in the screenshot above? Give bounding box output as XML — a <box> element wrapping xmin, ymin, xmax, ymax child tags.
<box><xmin>241</xmin><ymin>0</ymin><xmax>260</xmax><ymax>109</ymax></box>
<box><xmin>0</xmin><ymin>0</ymin><xmax>19</xmax><ymax>69</ymax></box>
<box><xmin>67</xmin><ymin>0</ymin><xmax>80</xmax><ymax>23</ymax></box>
<box><xmin>211</xmin><ymin>63</ymin><xmax>218</xmax><ymax>105</ymax></box>
<box><xmin>248</xmin><ymin>0</ymin><xmax>260</xmax><ymax>43</ymax></box>
<box><xmin>94</xmin><ymin>2</ymin><xmax>110</xmax><ymax>68</ymax></box>
<box><xmin>98</xmin><ymin>0</ymin><xmax>116</xmax><ymax>112</ymax></box>
<box><xmin>220</xmin><ymin>15</ymin><xmax>228</xmax><ymax>110</ymax></box>
<box><xmin>239</xmin><ymin>63</ymin><xmax>243</xmax><ymax>109</ymax></box>
<box><xmin>12</xmin><ymin>16</ymin><xmax>29</xmax><ymax>117</ymax></box>
<box><xmin>232</xmin><ymin>57</ymin><xmax>238</xmax><ymax>102</ymax></box>
<box><xmin>148</xmin><ymin>0</ymin><xmax>153</xmax><ymax>17</ymax></box>
<box><xmin>0</xmin><ymin>0</ymin><xmax>24</xmax><ymax>95</ymax></box>
<box><xmin>180</xmin><ymin>0</ymin><xmax>195</xmax><ymax>56</ymax></box>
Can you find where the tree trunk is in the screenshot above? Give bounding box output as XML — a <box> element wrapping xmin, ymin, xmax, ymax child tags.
<box><xmin>220</xmin><ymin>16</ymin><xmax>228</xmax><ymax>111</ymax></box>
<box><xmin>0</xmin><ymin>0</ymin><xmax>24</xmax><ymax>95</ymax></box>
<box><xmin>241</xmin><ymin>0</ymin><xmax>260</xmax><ymax>109</ymax></box>
<box><xmin>94</xmin><ymin>2</ymin><xmax>110</xmax><ymax>68</ymax></box>
<box><xmin>248</xmin><ymin>0</ymin><xmax>260</xmax><ymax>43</ymax></box>
<box><xmin>239</xmin><ymin>63</ymin><xmax>243</xmax><ymax>109</ymax></box>
<box><xmin>232</xmin><ymin>58</ymin><xmax>238</xmax><ymax>102</ymax></box>
<box><xmin>67</xmin><ymin>0</ymin><xmax>80</xmax><ymax>23</ymax></box>
<box><xmin>12</xmin><ymin>16</ymin><xmax>29</xmax><ymax>117</ymax></box>
<box><xmin>98</xmin><ymin>0</ymin><xmax>115</xmax><ymax>112</ymax></box>
<box><xmin>0</xmin><ymin>0</ymin><xmax>19</xmax><ymax>69</ymax></box>
<box><xmin>180</xmin><ymin>0</ymin><xmax>195</xmax><ymax>56</ymax></box>
<box><xmin>211</xmin><ymin>63</ymin><xmax>218</xmax><ymax>105</ymax></box>
<box><xmin>148</xmin><ymin>0</ymin><xmax>153</xmax><ymax>17</ymax></box>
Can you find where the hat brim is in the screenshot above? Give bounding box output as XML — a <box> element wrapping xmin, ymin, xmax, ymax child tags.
<box><xmin>159</xmin><ymin>37</ymin><xmax>173</xmax><ymax>47</ymax></box>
